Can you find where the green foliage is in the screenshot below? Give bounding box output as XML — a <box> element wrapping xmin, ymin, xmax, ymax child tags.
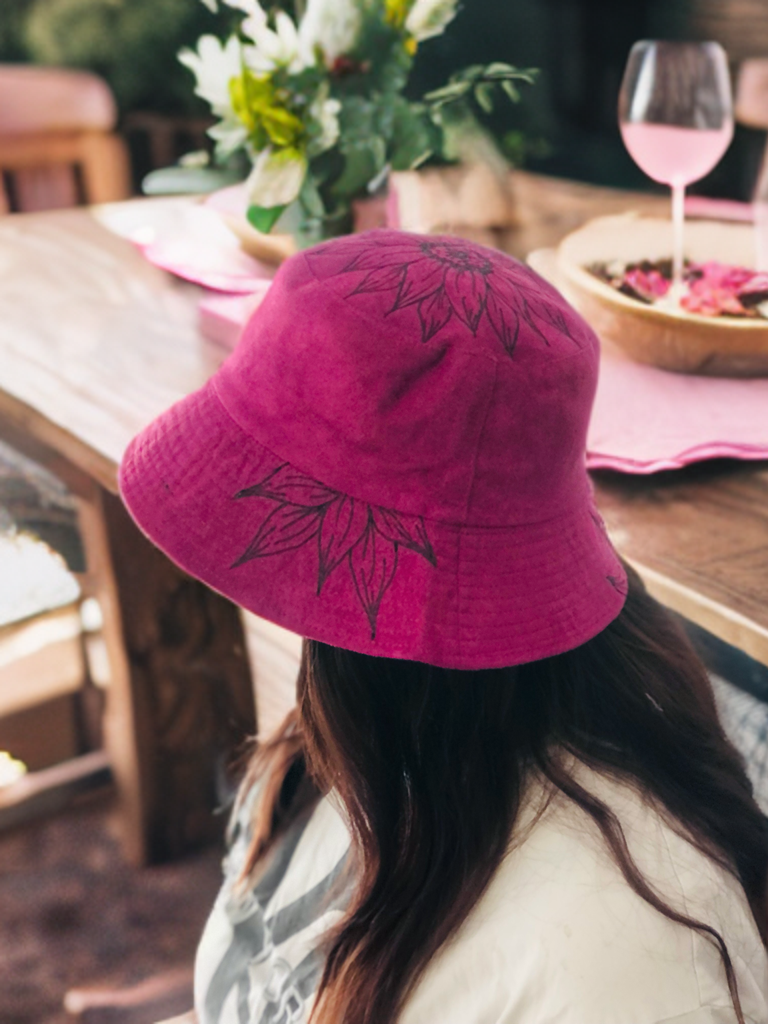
<box><xmin>138</xmin><ymin>0</ymin><xmax>538</xmax><ymax>240</ymax></box>
<box><xmin>0</xmin><ymin>0</ymin><xmax>35</xmax><ymax>61</ymax></box>
<box><xmin>142</xmin><ymin>164</ymin><xmax>244</xmax><ymax>195</ymax></box>
<box><xmin>247</xmin><ymin>203</ymin><xmax>286</xmax><ymax>233</ymax></box>
<box><xmin>389</xmin><ymin>98</ymin><xmax>436</xmax><ymax>171</ymax></box>
<box><xmin>23</xmin><ymin>0</ymin><xmax>234</xmax><ymax>113</ymax></box>
<box><xmin>423</xmin><ymin>63</ymin><xmax>538</xmax><ymax>115</ymax></box>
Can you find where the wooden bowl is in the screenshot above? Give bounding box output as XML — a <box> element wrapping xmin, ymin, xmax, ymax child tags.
<box><xmin>555</xmin><ymin>214</ymin><xmax>768</xmax><ymax>376</ymax></box>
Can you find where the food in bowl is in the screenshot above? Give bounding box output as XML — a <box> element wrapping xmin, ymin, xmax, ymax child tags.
<box><xmin>588</xmin><ymin>258</ymin><xmax>768</xmax><ymax>318</ymax></box>
<box><xmin>555</xmin><ymin>215</ymin><xmax>768</xmax><ymax>376</ymax></box>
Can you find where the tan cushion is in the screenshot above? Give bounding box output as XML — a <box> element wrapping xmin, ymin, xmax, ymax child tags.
<box><xmin>0</xmin><ymin>65</ymin><xmax>117</xmax><ymax>135</ymax></box>
<box><xmin>736</xmin><ymin>58</ymin><xmax>768</xmax><ymax>129</ymax></box>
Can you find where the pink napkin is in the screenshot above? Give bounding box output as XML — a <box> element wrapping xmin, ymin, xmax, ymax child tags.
<box><xmin>141</xmin><ymin>236</ymin><xmax>270</xmax><ymax>293</ymax></box>
<box><xmin>587</xmin><ymin>348</ymin><xmax>768</xmax><ymax>473</ymax></box>
<box><xmin>197</xmin><ymin>288</ymin><xmax>270</xmax><ymax>349</ymax></box>
<box><xmin>108</xmin><ymin>199</ymin><xmax>276</xmax><ymax>293</ymax></box>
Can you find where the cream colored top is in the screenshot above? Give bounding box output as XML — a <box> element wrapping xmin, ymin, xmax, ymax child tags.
<box><xmin>194</xmin><ymin>765</ymin><xmax>768</xmax><ymax>1024</ymax></box>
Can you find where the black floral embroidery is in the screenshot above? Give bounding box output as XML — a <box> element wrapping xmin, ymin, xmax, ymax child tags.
<box><xmin>606</xmin><ymin>573</ymin><xmax>629</xmax><ymax>597</ymax></box>
<box><xmin>231</xmin><ymin>463</ymin><xmax>436</xmax><ymax>639</ymax></box>
<box><xmin>589</xmin><ymin>507</ymin><xmax>610</xmax><ymax>539</ymax></box>
<box><xmin>307</xmin><ymin>234</ymin><xmax>579</xmax><ymax>356</ymax></box>
<box><xmin>590</xmin><ymin>508</ymin><xmax>628</xmax><ymax>596</ymax></box>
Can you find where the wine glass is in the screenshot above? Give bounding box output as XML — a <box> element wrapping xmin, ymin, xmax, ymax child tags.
<box><xmin>618</xmin><ymin>40</ymin><xmax>734</xmax><ymax>300</ymax></box>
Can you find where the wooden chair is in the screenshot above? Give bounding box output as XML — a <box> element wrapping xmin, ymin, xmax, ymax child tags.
<box><xmin>735</xmin><ymin>58</ymin><xmax>768</xmax><ymax>133</ymax></box>
<box><xmin>0</xmin><ymin>440</ymin><xmax>111</xmax><ymax>831</ymax></box>
<box><xmin>0</xmin><ymin>63</ymin><xmax>131</xmax><ymax>824</ymax></box>
<box><xmin>0</xmin><ymin>64</ymin><xmax>131</xmax><ymax>213</ymax></box>
<box><xmin>63</xmin><ymin>968</ymin><xmax>195</xmax><ymax>1024</ymax></box>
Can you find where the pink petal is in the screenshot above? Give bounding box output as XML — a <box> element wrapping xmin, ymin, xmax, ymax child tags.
<box><xmin>235</xmin><ymin>463</ymin><xmax>336</xmax><ymax>507</ymax></box>
<box><xmin>232</xmin><ymin>503</ymin><xmax>322</xmax><ymax>565</ymax></box>
<box><xmin>443</xmin><ymin>268</ymin><xmax>487</xmax><ymax>332</ymax></box>
<box><xmin>417</xmin><ymin>288</ymin><xmax>453</xmax><ymax>341</ymax></box>
<box><xmin>348</xmin><ymin>523</ymin><xmax>399</xmax><ymax>639</ymax></box>
<box><xmin>485</xmin><ymin>289</ymin><xmax>520</xmax><ymax>355</ymax></box>
<box><xmin>372</xmin><ymin>507</ymin><xmax>436</xmax><ymax>565</ymax></box>
<box><xmin>317</xmin><ymin>496</ymin><xmax>371</xmax><ymax>591</ymax></box>
<box><xmin>392</xmin><ymin>259</ymin><xmax>446</xmax><ymax>309</ymax></box>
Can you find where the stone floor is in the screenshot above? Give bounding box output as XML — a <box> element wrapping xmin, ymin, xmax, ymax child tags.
<box><xmin>0</xmin><ymin>788</ymin><xmax>223</xmax><ymax>1024</ymax></box>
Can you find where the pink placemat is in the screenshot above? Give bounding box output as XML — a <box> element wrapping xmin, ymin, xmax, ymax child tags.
<box><xmin>97</xmin><ymin>198</ymin><xmax>275</xmax><ymax>293</ymax></box>
<box><xmin>587</xmin><ymin>348</ymin><xmax>768</xmax><ymax>473</ymax></box>
<box><xmin>197</xmin><ymin>283</ymin><xmax>768</xmax><ymax>469</ymax></box>
<box><xmin>684</xmin><ymin>195</ymin><xmax>753</xmax><ymax>222</ymax></box>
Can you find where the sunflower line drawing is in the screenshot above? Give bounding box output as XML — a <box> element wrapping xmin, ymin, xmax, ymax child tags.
<box><xmin>308</xmin><ymin>234</ymin><xmax>580</xmax><ymax>356</ymax></box>
<box><xmin>231</xmin><ymin>463</ymin><xmax>436</xmax><ymax>638</ymax></box>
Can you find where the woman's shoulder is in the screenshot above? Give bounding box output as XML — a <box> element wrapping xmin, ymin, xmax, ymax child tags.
<box><xmin>401</xmin><ymin>765</ymin><xmax>768</xmax><ymax>1024</ymax></box>
<box><xmin>195</xmin><ymin>785</ymin><xmax>351</xmax><ymax>1024</ymax></box>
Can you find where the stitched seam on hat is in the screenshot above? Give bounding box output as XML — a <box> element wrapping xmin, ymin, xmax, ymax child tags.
<box><xmin>212</xmin><ymin>373</ymin><xmax>586</xmax><ymax>530</ymax></box>
<box><xmin>457</xmin><ymin>362</ymin><xmax>497</xmax><ymax>646</ymax></box>
<box><xmin>461</xmin><ymin>361</ymin><xmax>499</xmax><ymax>523</ymax></box>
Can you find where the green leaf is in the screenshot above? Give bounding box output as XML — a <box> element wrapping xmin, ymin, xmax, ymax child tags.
<box><xmin>453</xmin><ymin>64</ymin><xmax>485</xmax><ymax>82</ymax></box>
<box><xmin>474</xmin><ymin>82</ymin><xmax>494</xmax><ymax>114</ymax></box>
<box><xmin>484</xmin><ymin>62</ymin><xmax>520</xmax><ymax>76</ymax></box>
<box><xmin>141</xmin><ymin>166</ymin><xmax>244</xmax><ymax>195</ymax></box>
<box><xmin>338</xmin><ymin>96</ymin><xmax>376</xmax><ymax>141</ymax></box>
<box><xmin>424</xmin><ymin>64</ymin><xmax>538</xmax><ymax>114</ymax></box>
<box><xmin>423</xmin><ymin>81</ymin><xmax>472</xmax><ymax>106</ymax></box>
<box><xmin>330</xmin><ymin>136</ymin><xmax>386</xmax><ymax>199</ymax></box>
<box><xmin>373</xmin><ymin>94</ymin><xmax>397</xmax><ymax>144</ymax></box>
<box><xmin>389</xmin><ymin>101</ymin><xmax>434</xmax><ymax>171</ymax></box>
<box><xmin>501</xmin><ymin>80</ymin><xmax>520</xmax><ymax>103</ymax></box>
<box><xmin>299</xmin><ymin>173</ymin><xmax>325</xmax><ymax>219</ymax></box>
<box><xmin>247</xmin><ymin>204</ymin><xmax>287</xmax><ymax>233</ymax></box>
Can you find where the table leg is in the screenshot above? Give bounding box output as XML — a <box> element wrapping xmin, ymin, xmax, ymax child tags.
<box><xmin>78</xmin><ymin>485</ymin><xmax>256</xmax><ymax>866</ymax></box>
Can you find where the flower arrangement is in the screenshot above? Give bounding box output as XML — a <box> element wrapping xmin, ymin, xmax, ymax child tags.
<box><xmin>176</xmin><ymin>0</ymin><xmax>534</xmax><ymax>243</ymax></box>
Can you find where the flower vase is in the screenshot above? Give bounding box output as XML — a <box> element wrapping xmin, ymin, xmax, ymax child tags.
<box><xmin>205</xmin><ymin>184</ymin><xmax>391</xmax><ymax>265</ymax></box>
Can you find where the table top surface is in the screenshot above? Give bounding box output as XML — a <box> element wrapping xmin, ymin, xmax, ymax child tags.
<box><xmin>1</xmin><ymin>172</ymin><xmax>766</xmax><ymax>665</ymax></box>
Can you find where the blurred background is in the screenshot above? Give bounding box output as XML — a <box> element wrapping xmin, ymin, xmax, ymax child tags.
<box><xmin>0</xmin><ymin>0</ymin><xmax>767</xmax><ymax>202</ymax></box>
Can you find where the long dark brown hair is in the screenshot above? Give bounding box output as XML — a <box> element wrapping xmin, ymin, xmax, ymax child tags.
<box><xmin>240</xmin><ymin>563</ymin><xmax>768</xmax><ymax>1024</ymax></box>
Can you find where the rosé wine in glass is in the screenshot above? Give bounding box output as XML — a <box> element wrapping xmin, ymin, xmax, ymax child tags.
<box><xmin>619</xmin><ymin>41</ymin><xmax>733</xmax><ymax>299</ymax></box>
<box><xmin>619</xmin><ymin>122</ymin><xmax>733</xmax><ymax>188</ymax></box>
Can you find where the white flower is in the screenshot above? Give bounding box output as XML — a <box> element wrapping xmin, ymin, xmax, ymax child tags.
<box><xmin>405</xmin><ymin>0</ymin><xmax>458</xmax><ymax>42</ymax></box>
<box><xmin>243</xmin><ymin>9</ymin><xmax>312</xmax><ymax>73</ymax></box>
<box><xmin>208</xmin><ymin>117</ymin><xmax>250</xmax><ymax>160</ymax></box>
<box><xmin>199</xmin><ymin>0</ymin><xmax>218</xmax><ymax>11</ymax></box>
<box><xmin>246</xmin><ymin>146</ymin><xmax>307</xmax><ymax>208</ymax></box>
<box><xmin>299</xmin><ymin>0</ymin><xmax>363</xmax><ymax>65</ymax></box>
<box><xmin>179</xmin><ymin>35</ymin><xmax>241</xmax><ymax>118</ymax></box>
<box><xmin>220</xmin><ymin>0</ymin><xmax>263</xmax><ymax>13</ymax></box>
<box><xmin>308</xmin><ymin>93</ymin><xmax>341</xmax><ymax>154</ymax></box>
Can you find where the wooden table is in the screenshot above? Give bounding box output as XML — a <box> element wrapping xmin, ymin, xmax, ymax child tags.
<box><xmin>0</xmin><ymin>199</ymin><xmax>256</xmax><ymax>865</ymax></box>
<box><xmin>1</xmin><ymin>173</ymin><xmax>766</xmax><ymax>863</ymax></box>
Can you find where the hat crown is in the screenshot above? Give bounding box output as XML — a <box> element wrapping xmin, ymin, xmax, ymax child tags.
<box><xmin>119</xmin><ymin>229</ymin><xmax>626</xmax><ymax>668</ymax></box>
<box><xmin>217</xmin><ymin>230</ymin><xmax>599</xmax><ymax>528</ymax></box>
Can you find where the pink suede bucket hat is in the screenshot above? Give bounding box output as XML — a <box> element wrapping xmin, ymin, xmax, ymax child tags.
<box><xmin>119</xmin><ymin>229</ymin><xmax>626</xmax><ymax>669</ymax></box>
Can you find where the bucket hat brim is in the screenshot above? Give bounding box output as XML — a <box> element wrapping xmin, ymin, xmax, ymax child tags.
<box><xmin>119</xmin><ymin>376</ymin><xmax>627</xmax><ymax>670</ymax></box>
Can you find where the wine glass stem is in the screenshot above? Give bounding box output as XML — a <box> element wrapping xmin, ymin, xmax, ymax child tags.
<box><xmin>672</xmin><ymin>182</ymin><xmax>686</xmax><ymax>293</ymax></box>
